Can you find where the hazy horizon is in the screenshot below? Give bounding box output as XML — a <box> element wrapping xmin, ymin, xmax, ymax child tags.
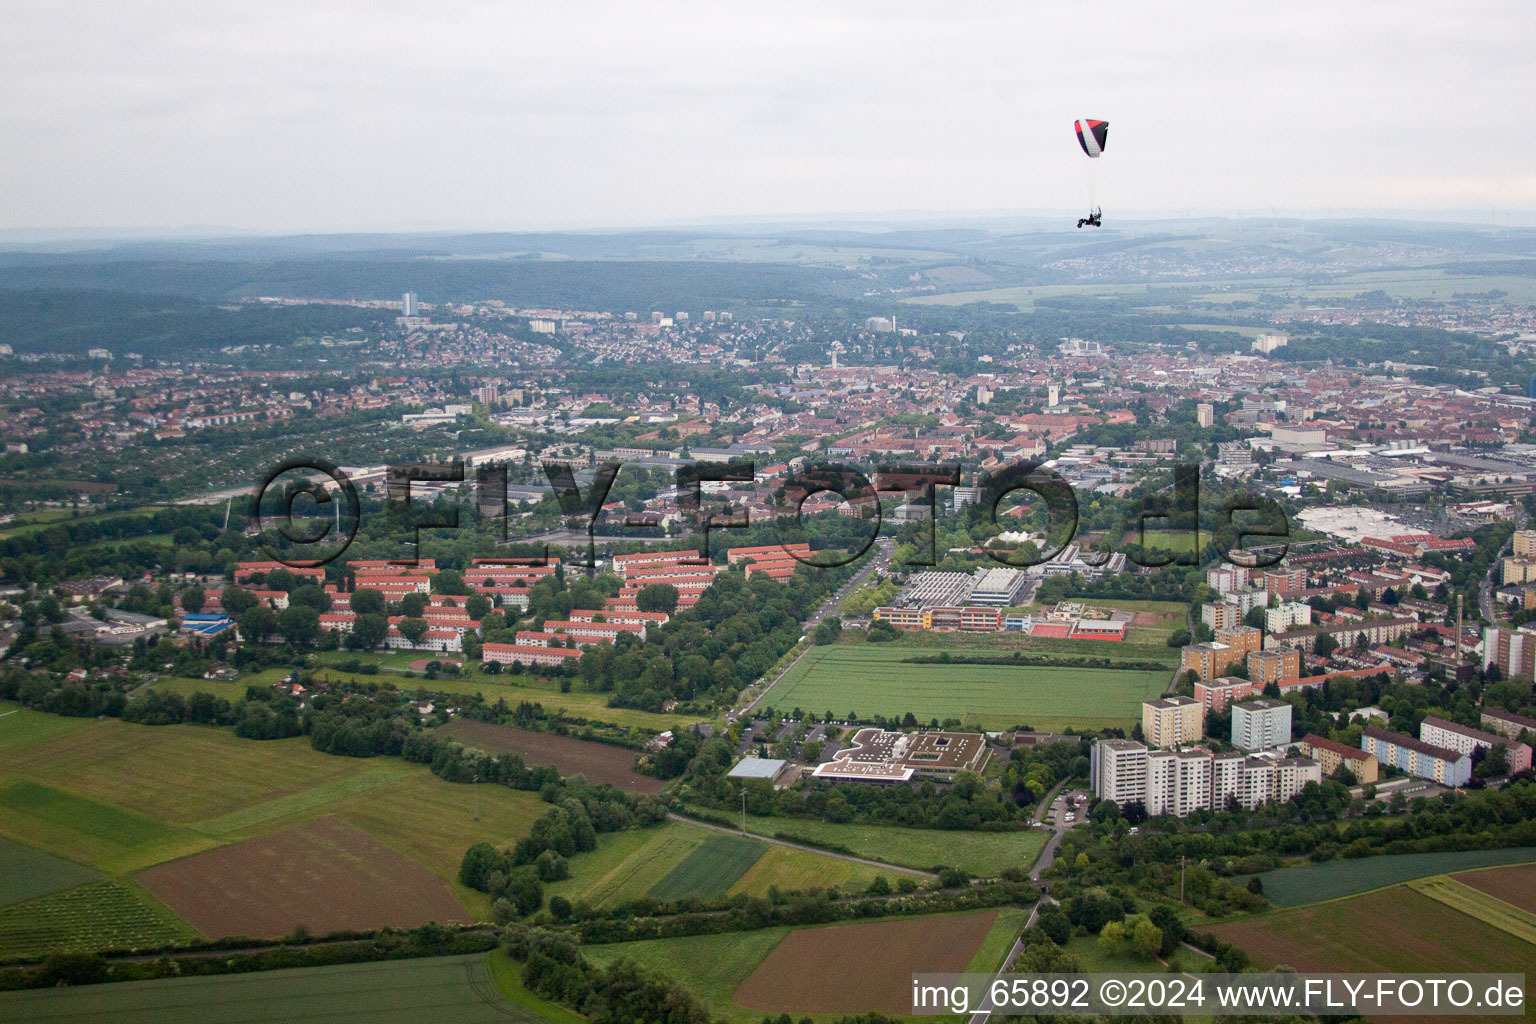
<box><xmin>4</xmin><ymin>1</ymin><xmax>1536</xmax><ymax>235</ymax></box>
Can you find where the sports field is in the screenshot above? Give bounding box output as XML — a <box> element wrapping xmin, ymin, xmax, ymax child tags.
<box><xmin>0</xmin><ymin>953</ymin><xmax>539</xmax><ymax>1024</ymax></box>
<box><xmin>764</xmin><ymin>645</ymin><xmax>1170</xmax><ymax>731</ymax></box>
<box><xmin>1251</xmin><ymin>846</ymin><xmax>1536</xmax><ymax>906</ymax></box>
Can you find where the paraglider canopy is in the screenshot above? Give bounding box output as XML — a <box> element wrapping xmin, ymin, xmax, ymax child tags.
<box><xmin>1074</xmin><ymin>119</ymin><xmax>1108</xmax><ymax>158</ymax></box>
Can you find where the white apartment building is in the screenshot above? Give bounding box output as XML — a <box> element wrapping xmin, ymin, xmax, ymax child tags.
<box><xmin>1232</xmin><ymin>698</ymin><xmax>1293</xmax><ymax>751</ymax></box>
<box><xmin>1089</xmin><ymin>739</ymin><xmax>1147</xmax><ymax>806</ymax></box>
<box><xmin>1092</xmin><ymin>740</ymin><xmax>1320</xmax><ymax>817</ymax></box>
<box><xmin>1265</xmin><ymin>601</ymin><xmax>1312</xmax><ymax>634</ymax></box>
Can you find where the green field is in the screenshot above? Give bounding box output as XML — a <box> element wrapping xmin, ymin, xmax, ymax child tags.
<box><xmin>648</xmin><ymin>833</ymin><xmax>767</xmax><ymax>902</ymax></box>
<box><xmin>0</xmin><ymin>836</ymin><xmax>101</xmax><ymax>908</ymax></box>
<box><xmin>548</xmin><ymin>822</ymin><xmax>890</xmax><ymax>909</ymax></box>
<box><xmin>584</xmin><ymin>926</ymin><xmax>793</xmax><ymax>1024</ymax></box>
<box><xmin>0</xmin><ymin>953</ymin><xmax>545</xmax><ymax>1023</ymax></box>
<box><xmin>723</xmin><ymin>811</ymin><xmax>1044</xmax><ymax>876</ymax></box>
<box><xmin>764</xmin><ymin>645</ymin><xmax>1171</xmax><ymax>731</ymax></box>
<box><xmin>727</xmin><ymin>844</ymin><xmax>888</xmax><ymax>896</ymax></box>
<box><xmin>547</xmin><ymin>822</ymin><xmax>708</xmax><ymax>909</ymax></box>
<box><xmin>1253</xmin><ymin>846</ymin><xmax>1536</xmax><ymax>907</ymax></box>
<box><xmin>0</xmin><ymin>879</ymin><xmax>195</xmax><ymax>959</ymax></box>
<box><xmin>0</xmin><ymin>703</ymin><xmax>91</xmax><ymax>752</ymax></box>
<box><xmin>0</xmin><ymin>781</ymin><xmax>217</xmax><ymax>875</ymax></box>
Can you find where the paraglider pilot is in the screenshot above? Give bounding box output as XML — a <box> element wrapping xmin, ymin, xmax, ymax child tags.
<box><xmin>1076</xmin><ymin>207</ymin><xmax>1102</xmax><ymax>229</ymax></box>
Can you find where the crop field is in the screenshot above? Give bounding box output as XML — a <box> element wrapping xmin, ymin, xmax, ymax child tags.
<box><xmin>1206</xmin><ymin>885</ymin><xmax>1536</xmax><ymax>977</ymax></box>
<box><xmin>549</xmin><ymin>822</ymin><xmax>708</xmax><ymax>908</ymax></box>
<box><xmin>0</xmin><ymin>718</ymin><xmax>378</xmax><ymax>823</ymax></box>
<box><xmin>649</xmin><ymin>833</ymin><xmax>767</xmax><ymax>901</ymax></box>
<box><xmin>0</xmin><ymin>953</ymin><xmax>539</xmax><ymax>1024</ymax></box>
<box><xmin>764</xmin><ymin>645</ymin><xmax>1170</xmax><ymax>731</ymax></box>
<box><xmin>0</xmin><ymin>879</ymin><xmax>195</xmax><ymax>960</ymax></box>
<box><xmin>1407</xmin><ymin>875</ymin><xmax>1536</xmax><ymax>945</ymax></box>
<box><xmin>726</xmin><ymin>845</ymin><xmax>886</xmax><ymax>896</ymax></box>
<box><xmin>135</xmin><ymin>817</ymin><xmax>471</xmax><ymax>939</ymax></box>
<box><xmin>0</xmin><ymin>781</ymin><xmax>217</xmax><ymax>874</ymax></box>
<box><xmin>728</xmin><ymin>812</ymin><xmax>1045</xmax><ymax>876</ymax></box>
<box><xmin>1454</xmin><ymin>862</ymin><xmax>1536</xmax><ymax>914</ymax></box>
<box><xmin>583</xmin><ymin>927</ymin><xmax>794</xmax><ymax>1024</ymax></box>
<box><xmin>437</xmin><ymin>717</ymin><xmax>665</xmax><ymax>793</ymax></box>
<box><xmin>733</xmin><ymin>912</ymin><xmax>999</xmax><ymax>1015</ymax></box>
<box><xmin>0</xmin><ymin>836</ymin><xmax>100</xmax><ymax>907</ymax></box>
<box><xmin>0</xmin><ymin>703</ymin><xmax>91</xmax><ymax>752</ymax></box>
<box><xmin>1252</xmin><ymin>846</ymin><xmax>1536</xmax><ymax>906</ymax></box>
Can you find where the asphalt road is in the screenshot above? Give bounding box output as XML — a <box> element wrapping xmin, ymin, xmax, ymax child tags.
<box><xmin>968</xmin><ymin>789</ymin><xmax>1081</xmax><ymax>1024</ymax></box>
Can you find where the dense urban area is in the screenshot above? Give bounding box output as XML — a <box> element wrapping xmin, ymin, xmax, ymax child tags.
<box><xmin>3</xmin><ymin>219</ymin><xmax>1536</xmax><ymax>1023</ymax></box>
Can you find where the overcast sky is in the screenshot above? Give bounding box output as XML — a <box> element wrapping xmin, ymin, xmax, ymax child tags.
<box><xmin>2</xmin><ymin>0</ymin><xmax>1533</xmax><ymax>233</ymax></box>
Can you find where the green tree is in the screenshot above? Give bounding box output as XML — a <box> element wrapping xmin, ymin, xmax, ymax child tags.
<box><xmin>398</xmin><ymin>617</ymin><xmax>430</xmax><ymax>647</ymax></box>
<box><xmin>350</xmin><ymin>612</ymin><xmax>388</xmax><ymax>650</ymax></box>
<box><xmin>636</xmin><ymin>584</ymin><xmax>680</xmax><ymax>615</ymax></box>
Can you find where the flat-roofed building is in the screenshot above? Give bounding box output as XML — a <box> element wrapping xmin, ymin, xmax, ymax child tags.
<box><xmin>1248</xmin><ymin>647</ymin><xmax>1303</xmax><ymax>687</ymax></box>
<box><xmin>1232</xmin><ymin>698</ymin><xmax>1292</xmax><ymax>751</ymax></box>
<box><xmin>726</xmin><ymin>757</ymin><xmax>790</xmax><ymax>784</ymax></box>
<box><xmin>1142</xmin><ymin>696</ymin><xmax>1203</xmax><ymax>748</ymax></box>
<box><xmin>1216</xmin><ymin>625</ymin><xmax>1263</xmax><ymax>661</ymax></box>
<box><xmin>1194</xmin><ymin>676</ymin><xmax>1254</xmax><ymax>715</ymax></box>
<box><xmin>1181</xmin><ymin>641</ymin><xmax>1234</xmax><ymax>681</ymax></box>
<box><xmin>1202</xmin><ymin>602</ymin><xmax>1244</xmax><ymax>631</ymax></box>
<box><xmin>1090</xmin><ymin>738</ymin><xmax>1148</xmax><ymax>807</ymax></box>
<box><xmin>1266</xmin><ymin>601</ymin><xmax>1312</xmax><ymax>634</ymax></box>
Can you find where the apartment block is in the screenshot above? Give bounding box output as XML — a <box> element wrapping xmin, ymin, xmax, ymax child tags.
<box><xmin>1181</xmin><ymin>642</ymin><xmax>1234</xmax><ymax>681</ymax></box>
<box><xmin>1298</xmin><ymin>733</ymin><xmax>1379</xmax><ymax>783</ymax></box>
<box><xmin>1483</xmin><ymin>625</ymin><xmax>1536</xmax><ymax>682</ymax></box>
<box><xmin>1142</xmin><ymin>696</ymin><xmax>1204</xmax><ymax>748</ymax></box>
<box><xmin>1216</xmin><ymin>625</ymin><xmax>1263</xmax><ymax>661</ymax></box>
<box><xmin>1248</xmin><ymin>646</ymin><xmax>1303</xmax><ymax>687</ymax></box>
<box><xmin>1360</xmin><ymin>727</ymin><xmax>1472</xmax><ymax>786</ymax></box>
<box><xmin>1201</xmin><ymin>602</ymin><xmax>1244</xmax><ymax>632</ymax></box>
<box><xmin>1265</xmin><ymin>601</ymin><xmax>1312</xmax><ymax>634</ymax></box>
<box><xmin>1092</xmin><ymin>740</ymin><xmax>1321</xmax><ymax>816</ymax></box>
<box><xmin>1420</xmin><ymin>716</ymin><xmax>1532</xmax><ymax>775</ymax></box>
<box><xmin>1232</xmin><ymin>698</ymin><xmax>1293</xmax><ymax>751</ymax></box>
<box><xmin>1193</xmin><ymin>676</ymin><xmax>1255</xmax><ymax>715</ymax></box>
<box><xmin>1481</xmin><ymin>707</ymin><xmax>1536</xmax><ymax>743</ymax></box>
